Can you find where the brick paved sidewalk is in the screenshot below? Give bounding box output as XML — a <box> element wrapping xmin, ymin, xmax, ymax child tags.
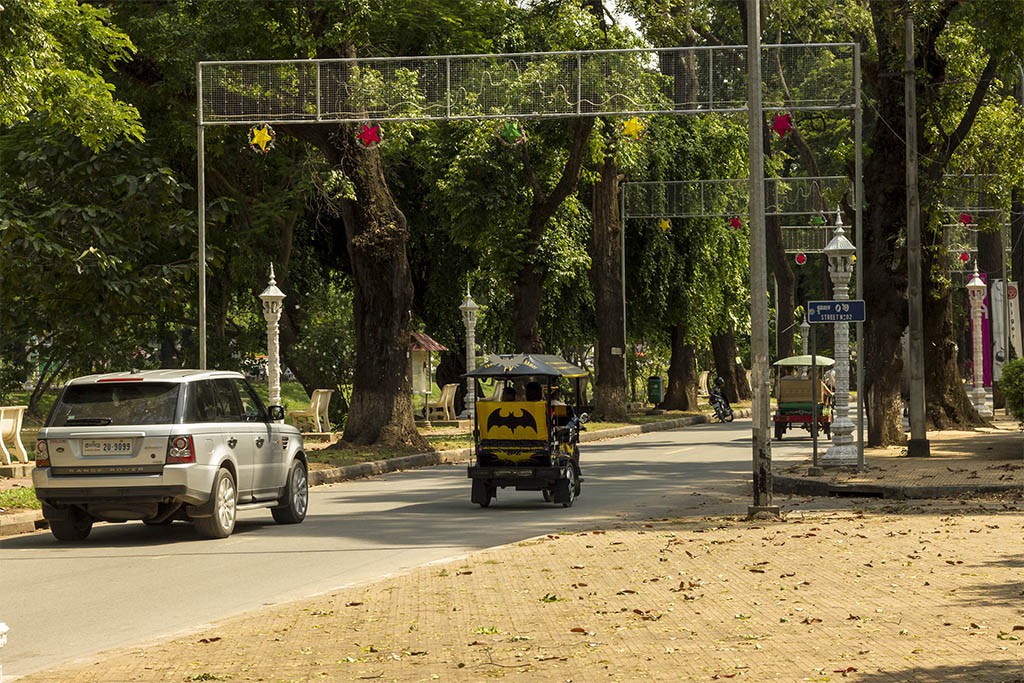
<box><xmin>14</xmin><ymin>497</ymin><xmax>1024</xmax><ymax>683</ymax></box>
<box><xmin>5</xmin><ymin>415</ymin><xmax>1024</xmax><ymax>682</ymax></box>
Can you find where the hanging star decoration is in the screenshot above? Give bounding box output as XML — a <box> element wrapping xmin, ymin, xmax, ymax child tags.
<box><xmin>729</xmin><ymin>216</ymin><xmax>743</xmax><ymax>229</ymax></box>
<box><xmin>810</xmin><ymin>213</ymin><xmax>825</xmax><ymax>226</ymax></box>
<box><xmin>658</xmin><ymin>218</ymin><xmax>671</xmax><ymax>233</ymax></box>
<box><xmin>795</xmin><ymin>252</ymin><xmax>807</xmax><ymax>266</ymax></box>
<box><xmin>357</xmin><ymin>123</ymin><xmax>382</xmax><ymax>149</ymax></box>
<box><xmin>620</xmin><ymin>117</ymin><xmax>645</xmax><ymax>141</ymax></box>
<box><xmin>771</xmin><ymin>113</ymin><xmax>793</xmax><ymax>138</ymax></box>
<box><xmin>497</xmin><ymin>120</ymin><xmax>526</xmax><ymax>146</ymax></box>
<box><xmin>248</xmin><ymin>124</ymin><xmax>276</xmax><ymax>154</ymax></box>
<box><xmin>959</xmin><ymin>212</ymin><xmax>973</xmax><ymax>225</ymax></box>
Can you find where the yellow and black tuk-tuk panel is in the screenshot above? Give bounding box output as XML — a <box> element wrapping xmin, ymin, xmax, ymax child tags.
<box><xmin>476</xmin><ymin>401</ymin><xmax>549</xmax><ymax>442</ymax></box>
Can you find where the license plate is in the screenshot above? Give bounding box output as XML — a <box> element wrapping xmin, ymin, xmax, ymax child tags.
<box><xmin>81</xmin><ymin>439</ymin><xmax>134</xmax><ymax>456</ymax></box>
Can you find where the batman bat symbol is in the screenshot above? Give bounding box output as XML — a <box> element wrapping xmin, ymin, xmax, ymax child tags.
<box><xmin>487</xmin><ymin>409</ymin><xmax>538</xmax><ymax>433</ymax></box>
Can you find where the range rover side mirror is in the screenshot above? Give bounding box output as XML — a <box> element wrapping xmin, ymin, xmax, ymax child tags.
<box><xmin>268</xmin><ymin>405</ymin><xmax>286</xmax><ymax>421</ymax></box>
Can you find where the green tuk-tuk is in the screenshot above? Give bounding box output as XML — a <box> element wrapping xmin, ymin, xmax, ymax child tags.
<box><xmin>463</xmin><ymin>354</ymin><xmax>590</xmax><ymax>508</ymax></box>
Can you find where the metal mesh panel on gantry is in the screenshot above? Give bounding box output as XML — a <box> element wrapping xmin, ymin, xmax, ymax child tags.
<box><xmin>762</xmin><ymin>44</ymin><xmax>855</xmax><ymax>111</ymax></box>
<box><xmin>941</xmin><ymin>175</ymin><xmax>1009</xmax><ymax>266</ymax></box>
<box><xmin>623</xmin><ymin>176</ymin><xmax>852</xmax><ymax>253</ymax></box>
<box><xmin>201</xmin><ymin>61</ymin><xmax>320</xmax><ymax>123</ymax></box>
<box><xmin>199</xmin><ymin>44</ymin><xmax>855</xmax><ymax>124</ymax></box>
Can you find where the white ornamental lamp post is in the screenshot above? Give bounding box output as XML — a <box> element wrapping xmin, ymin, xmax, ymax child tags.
<box><xmin>460</xmin><ymin>288</ymin><xmax>480</xmax><ymax>421</ymax></box>
<box><xmin>966</xmin><ymin>265</ymin><xmax>993</xmax><ymax>417</ymax></box>
<box><xmin>259</xmin><ymin>264</ymin><xmax>286</xmax><ymax>414</ymax></box>
<box><xmin>822</xmin><ymin>209</ymin><xmax>857</xmax><ymax>466</ymax></box>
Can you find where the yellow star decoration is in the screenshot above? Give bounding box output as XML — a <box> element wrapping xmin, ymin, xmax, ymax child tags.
<box><xmin>248</xmin><ymin>124</ymin><xmax>275</xmax><ymax>153</ymax></box>
<box><xmin>622</xmin><ymin>117</ymin><xmax>644</xmax><ymax>140</ymax></box>
<box><xmin>658</xmin><ymin>218</ymin><xmax>671</xmax><ymax>232</ymax></box>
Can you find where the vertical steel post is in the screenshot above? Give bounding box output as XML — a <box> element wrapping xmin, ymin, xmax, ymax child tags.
<box><xmin>621</xmin><ymin>183</ymin><xmax>629</xmax><ymax>399</ymax></box>
<box><xmin>747</xmin><ymin>0</ymin><xmax>777</xmax><ymax>516</ymax></box>
<box><xmin>854</xmin><ymin>43</ymin><xmax>866</xmax><ymax>468</ymax></box>
<box><xmin>196</xmin><ymin>62</ymin><xmax>207</xmax><ymax>370</ymax></box>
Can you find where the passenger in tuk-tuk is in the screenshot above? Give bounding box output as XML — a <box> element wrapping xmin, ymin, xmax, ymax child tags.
<box><xmin>501</xmin><ymin>385</ymin><xmax>517</xmax><ymax>401</ymax></box>
<box><xmin>548</xmin><ymin>383</ymin><xmax>574</xmax><ymax>425</ymax></box>
<box><xmin>525</xmin><ymin>381</ymin><xmax>543</xmax><ymax>401</ymax></box>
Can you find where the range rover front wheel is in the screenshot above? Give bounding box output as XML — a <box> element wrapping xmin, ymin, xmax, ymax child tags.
<box><xmin>272</xmin><ymin>459</ymin><xmax>308</xmax><ymax>524</ymax></box>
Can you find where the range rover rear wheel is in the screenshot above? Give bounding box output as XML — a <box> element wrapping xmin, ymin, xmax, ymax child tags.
<box><xmin>195</xmin><ymin>468</ymin><xmax>237</xmax><ymax>539</ymax></box>
<box><xmin>49</xmin><ymin>508</ymin><xmax>93</xmax><ymax>542</ymax></box>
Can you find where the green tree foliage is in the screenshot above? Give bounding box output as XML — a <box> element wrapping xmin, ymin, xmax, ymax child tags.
<box><xmin>0</xmin><ymin>0</ymin><xmax>143</xmax><ymax>149</ymax></box>
<box><xmin>0</xmin><ymin>123</ymin><xmax>194</xmax><ymax>411</ymax></box>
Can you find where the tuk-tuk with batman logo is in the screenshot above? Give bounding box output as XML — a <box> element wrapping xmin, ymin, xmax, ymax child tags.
<box><xmin>463</xmin><ymin>354</ymin><xmax>590</xmax><ymax>508</ymax></box>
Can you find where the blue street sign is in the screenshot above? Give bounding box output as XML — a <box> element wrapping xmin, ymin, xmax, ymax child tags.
<box><xmin>807</xmin><ymin>299</ymin><xmax>866</xmax><ymax>323</ymax></box>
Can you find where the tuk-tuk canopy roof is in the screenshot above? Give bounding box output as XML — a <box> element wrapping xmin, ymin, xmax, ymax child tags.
<box><xmin>773</xmin><ymin>354</ymin><xmax>835</xmax><ymax>368</ymax></box>
<box><xmin>464</xmin><ymin>354</ymin><xmax>588</xmax><ymax>379</ymax></box>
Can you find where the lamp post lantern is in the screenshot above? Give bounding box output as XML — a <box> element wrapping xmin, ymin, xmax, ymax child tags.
<box><xmin>822</xmin><ymin>210</ymin><xmax>857</xmax><ymax>466</ymax></box>
<box><xmin>966</xmin><ymin>266</ymin><xmax>993</xmax><ymax>417</ymax></box>
<box><xmin>259</xmin><ymin>264</ymin><xmax>286</xmax><ymax>413</ymax></box>
<box><xmin>460</xmin><ymin>288</ymin><xmax>480</xmax><ymax>421</ymax></box>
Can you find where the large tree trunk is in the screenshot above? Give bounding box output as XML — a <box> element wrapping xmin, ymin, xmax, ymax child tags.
<box><xmin>920</xmin><ymin>213</ymin><xmax>986</xmax><ymax>429</ymax></box>
<box><xmin>512</xmin><ymin>118</ymin><xmax>595</xmax><ymax>351</ymax></box>
<box><xmin>662</xmin><ymin>326</ymin><xmax>699</xmax><ymax>411</ymax></box>
<box><xmin>589</xmin><ymin>149</ymin><xmax>628</xmax><ymax>420</ymax></box>
<box><xmin>319</xmin><ymin>127</ymin><xmax>426</xmax><ymax>448</ymax></box>
<box><xmin>861</xmin><ymin>1</ymin><xmax>912</xmax><ymax>446</ymax></box>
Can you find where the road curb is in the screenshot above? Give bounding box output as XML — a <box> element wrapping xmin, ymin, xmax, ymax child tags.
<box><xmin>0</xmin><ymin>510</ymin><xmax>44</xmax><ymax>537</ymax></box>
<box><xmin>774</xmin><ymin>474</ymin><xmax>1024</xmax><ymax>499</ymax></box>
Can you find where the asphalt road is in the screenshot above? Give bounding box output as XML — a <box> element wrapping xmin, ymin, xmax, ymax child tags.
<box><xmin>0</xmin><ymin>418</ymin><xmax>811</xmax><ymax>680</ymax></box>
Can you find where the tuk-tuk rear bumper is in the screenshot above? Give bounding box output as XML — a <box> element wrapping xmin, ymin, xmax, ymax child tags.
<box><xmin>467</xmin><ymin>464</ymin><xmax>567</xmax><ymax>490</ymax></box>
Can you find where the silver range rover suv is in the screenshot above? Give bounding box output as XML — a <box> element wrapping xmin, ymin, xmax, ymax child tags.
<box><xmin>33</xmin><ymin>369</ymin><xmax>309</xmax><ymax>541</ymax></box>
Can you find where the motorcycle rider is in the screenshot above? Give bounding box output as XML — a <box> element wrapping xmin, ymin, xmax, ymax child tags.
<box><xmin>709</xmin><ymin>376</ymin><xmax>734</xmax><ymax>422</ymax></box>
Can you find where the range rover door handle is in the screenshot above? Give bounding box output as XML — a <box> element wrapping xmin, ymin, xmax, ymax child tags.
<box><xmin>255</xmin><ymin>437</ymin><xmax>265</xmax><ymax>448</ymax></box>
<box><xmin>227</xmin><ymin>437</ymin><xmax>238</xmax><ymax>448</ymax></box>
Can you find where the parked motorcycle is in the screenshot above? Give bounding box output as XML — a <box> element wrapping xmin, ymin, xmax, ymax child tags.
<box><xmin>708</xmin><ymin>377</ymin><xmax>735</xmax><ymax>423</ymax></box>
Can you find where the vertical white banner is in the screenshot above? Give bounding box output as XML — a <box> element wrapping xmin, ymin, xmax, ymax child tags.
<box><xmin>992</xmin><ymin>280</ymin><xmax>1006</xmax><ymax>380</ymax></box>
<box><xmin>1009</xmin><ymin>281</ymin><xmax>1023</xmax><ymax>359</ymax></box>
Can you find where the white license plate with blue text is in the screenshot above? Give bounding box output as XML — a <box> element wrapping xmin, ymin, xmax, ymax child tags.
<box><xmin>82</xmin><ymin>439</ymin><xmax>134</xmax><ymax>456</ymax></box>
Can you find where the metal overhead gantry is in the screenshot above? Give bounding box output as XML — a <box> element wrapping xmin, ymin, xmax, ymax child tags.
<box><xmin>196</xmin><ymin>38</ymin><xmax>861</xmax><ymax>512</ymax></box>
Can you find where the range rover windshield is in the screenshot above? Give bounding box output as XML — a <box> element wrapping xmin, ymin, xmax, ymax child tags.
<box><xmin>49</xmin><ymin>382</ymin><xmax>181</xmax><ymax>427</ymax></box>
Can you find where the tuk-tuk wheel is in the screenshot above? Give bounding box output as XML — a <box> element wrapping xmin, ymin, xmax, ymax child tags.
<box><xmin>472</xmin><ymin>479</ymin><xmax>494</xmax><ymax>508</ymax></box>
<box><xmin>542</xmin><ymin>489</ymin><xmax>553</xmax><ymax>502</ymax></box>
<box><xmin>555</xmin><ymin>465</ymin><xmax>577</xmax><ymax>508</ymax></box>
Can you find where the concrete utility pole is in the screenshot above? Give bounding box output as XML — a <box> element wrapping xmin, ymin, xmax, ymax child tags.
<box><xmin>905</xmin><ymin>8</ymin><xmax>931</xmax><ymax>457</ymax></box>
<box><xmin>746</xmin><ymin>0</ymin><xmax>777</xmax><ymax>517</ymax></box>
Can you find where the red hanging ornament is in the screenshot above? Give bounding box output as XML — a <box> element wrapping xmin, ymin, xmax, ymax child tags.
<box><xmin>357</xmin><ymin>123</ymin><xmax>382</xmax><ymax>148</ymax></box>
<box><xmin>771</xmin><ymin>113</ymin><xmax>793</xmax><ymax>137</ymax></box>
<box><xmin>959</xmin><ymin>212</ymin><xmax>973</xmax><ymax>225</ymax></box>
<box><xmin>729</xmin><ymin>216</ymin><xmax>742</xmax><ymax>229</ymax></box>
<box><xmin>795</xmin><ymin>252</ymin><xmax>807</xmax><ymax>266</ymax></box>
<box><xmin>959</xmin><ymin>252</ymin><xmax>970</xmax><ymax>264</ymax></box>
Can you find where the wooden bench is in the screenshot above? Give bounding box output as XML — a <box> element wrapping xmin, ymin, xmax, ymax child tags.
<box><xmin>0</xmin><ymin>406</ymin><xmax>30</xmax><ymax>464</ymax></box>
<box><xmin>288</xmin><ymin>389</ymin><xmax>334</xmax><ymax>433</ymax></box>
